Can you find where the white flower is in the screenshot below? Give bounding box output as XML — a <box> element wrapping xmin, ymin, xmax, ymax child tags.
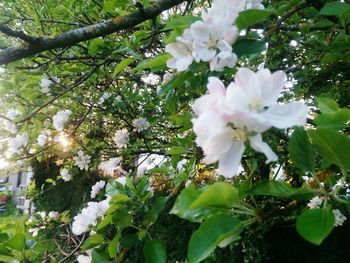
<box><xmin>246</xmin><ymin>0</ymin><xmax>265</xmax><ymax>10</ymax></box>
<box><xmin>114</xmin><ymin>95</ymin><xmax>122</xmax><ymax>104</ymax></box>
<box><xmin>7</xmin><ymin>134</ymin><xmax>28</xmax><ymax>155</ymax></box>
<box><xmin>99</xmin><ymin>157</ymin><xmax>121</xmax><ymax>176</ymax></box>
<box><xmin>77</xmin><ymin>255</ymin><xmax>91</xmax><ymax>263</ymax></box>
<box><xmin>28</xmin><ymin>227</ymin><xmax>40</xmax><ymax>237</ymax></box>
<box><xmin>132</xmin><ymin>117</ymin><xmax>150</xmax><ymax>132</ymax></box>
<box><xmin>37</xmin><ymin>130</ymin><xmax>51</xmax><ymax>147</ymax></box>
<box><xmin>37</xmin><ymin>134</ymin><xmax>47</xmax><ymax>147</ymax></box>
<box><xmin>165</xmin><ymin>0</ymin><xmax>244</xmax><ymax>72</ymax></box>
<box><xmin>163</xmin><ymin>72</ymin><xmax>173</xmax><ymax>83</ymax></box>
<box><xmin>6</xmin><ymin>108</ymin><xmax>20</xmax><ymax>120</ymax></box>
<box><xmin>165</xmin><ymin>29</ymin><xmax>194</xmax><ymax>72</ymax></box>
<box><xmin>90</xmin><ymin>180</ymin><xmax>106</xmax><ymax>198</ymax></box>
<box><xmin>38</xmin><ymin>211</ymin><xmax>47</xmax><ymax>219</ymax></box>
<box><xmin>72</xmin><ymin>197</ymin><xmax>111</xmax><ymax>235</ymax></box>
<box><xmin>97</xmin><ymin>92</ymin><xmax>112</xmax><ymax>105</ymax></box>
<box><xmin>0</xmin><ymin>67</ymin><xmax>5</xmax><ymax>74</ymax></box>
<box><xmin>333</xmin><ymin>209</ymin><xmax>347</xmax><ymax>227</ymax></box>
<box><xmin>192</xmin><ymin>68</ymin><xmax>308</xmax><ymax>178</ymax></box>
<box><xmin>113</xmin><ymin>128</ymin><xmax>129</xmax><ymax>148</ymax></box>
<box><xmin>60</xmin><ymin>168</ymin><xmax>72</xmax><ymax>182</ymax></box>
<box><xmin>73</xmin><ymin>150</ymin><xmax>91</xmax><ymax>171</ymax></box>
<box><xmin>52</xmin><ymin>110</ymin><xmax>71</xmax><ymax>131</ymax></box>
<box><xmin>2</xmin><ymin>120</ymin><xmax>17</xmax><ymax>134</ymax></box>
<box><xmin>307</xmin><ymin>196</ymin><xmax>324</xmax><ymax>209</ymax></box>
<box><xmin>48</xmin><ymin>211</ymin><xmax>59</xmax><ymax>219</ymax></box>
<box><xmin>40</xmin><ymin>76</ymin><xmax>58</xmax><ymax>95</ymax></box>
<box><xmin>2</xmin><ymin>109</ymin><xmax>20</xmax><ymax>134</ymax></box>
<box><xmin>209</xmin><ymin>41</ymin><xmax>237</xmax><ymax>72</ymax></box>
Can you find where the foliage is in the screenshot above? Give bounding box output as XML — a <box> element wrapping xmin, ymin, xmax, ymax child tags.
<box><xmin>0</xmin><ymin>0</ymin><xmax>349</xmax><ymax>262</ymax></box>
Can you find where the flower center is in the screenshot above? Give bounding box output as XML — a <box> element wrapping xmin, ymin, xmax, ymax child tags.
<box><xmin>232</xmin><ymin>128</ymin><xmax>247</xmax><ymax>142</ymax></box>
<box><xmin>208</xmin><ymin>38</ymin><xmax>217</xmax><ymax>48</ymax></box>
<box><xmin>249</xmin><ymin>99</ymin><xmax>263</xmax><ymax>111</ymax></box>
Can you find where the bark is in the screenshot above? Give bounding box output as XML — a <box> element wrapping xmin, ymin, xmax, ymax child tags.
<box><xmin>0</xmin><ymin>0</ymin><xmax>186</xmax><ymax>65</ymax></box>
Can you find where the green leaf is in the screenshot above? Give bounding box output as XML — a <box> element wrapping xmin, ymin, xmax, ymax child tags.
<box><xmin>308</xmin><ymin>128</ymin><xmax>350</xmax><ymax>170</ymax></box>
<box><xmin>249</xmin><ymin>181</ymin><xmax>314</xmax><ymax>200</ymax></box>
<box><xmin>232</xmin><ymin>39</ymin><xmax>266</xmax><ymax>57</ymax></box>
<box><xmin>163</xmin><ymin>15</ymin><xmax>201</xmax><ymax>31</ymax></box>
<box><xmin>189</xmin><ymin>182</ymin><xmax>239</xmax><ymax>209</ymax></box>
<box><xmin>108</xmin><ymin>233</ymin><xmax>121</xmax><ymax>258</ymax></box>
<box><xmin>113</xmin><ymin>58</ymin><xmax>133</xmax><ymax>76</ymax></box>
<box><xmin>166</xmin><ymin>146</ymin><xmax>186</xmax><ymax>155</ymax></box>
<box><xmin>88</xmin><ymin>38</ymin><xmax>104</xmax><ymax>56</ymax></box>
<box><xmin>171</xmin><ymin>184</ymin><xmax>239</xmax><ymax>222</ymax></box>
<box><xmin>103</xmin><ymin>0</ymin><xmax>128</xmax><ymax>12</ymax></box>
<box><xmin>112</xmin><ymin>208</ymin><xmax>133</xmax><ymax>228</ymax></box>
<box><xmin>159</xmin><ymin>71</ymin><xmax>192</xmax><ymax>96</ymax></box>
<box><xmin>92</xmin><ymin>248</ymin><xmax>110</xmax><ymax>263</ymax></box>
<box><xmin>236</xmin><ymin>9</ymin><xmax>274</xmax><ymax>29</ymax></box>
<box><xmin>320</xmin><ymin>2</ymin><xmax>350</xmax><ymax>16</ymax></box>
<box><xmin>0</xmin><ymin>244</ymin><xmax>12</xmax><ymax>256</ymax></box>
<box><xmin>81</xmin><ymin>234</ymin><xmax>105</xmax><ymax>251</ymax></box>
<box><xmin>188</xmin><ymin>215</ymin><xmax>243</xmax><ymax>263</ymax></box>
<box><xmin>289</xmin><ymin>127</ymin><xmax>315</xmax><ymax>172</ymax></box>
<box><xmin>296</xmin><ymin>207</ymin><xmax>335</xmax><ymax>245</ymax></box>
<box><xmin>316</xmin><ymin>97</ymin><xmax>339</xmax><ymax>113</ymax></box>
<box><xmin>135</xmin><ymin>54</ymin><xmax>171</xmax><ymax>72</ymax></box>
<box><xmin>0</xmin><ymin>233</ymin><xmax>9</xmax><ymax>242</ymax></box>
<box><xmin>5</xmin><ymin>233</ymin><xmax>26</xmax><ymax>251</ymax></box>
<box><xmin>315</xmin><ymin>109</ymin><xmax>350</xmax><ymax>129</ymax></box>
<box><xmin>143</xmin><ymin>240</ymin><xmax>167</xmax><ymax>263</ymax></box>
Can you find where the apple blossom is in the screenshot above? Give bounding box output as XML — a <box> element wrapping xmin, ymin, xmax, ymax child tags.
<box><xmin>99</xmin><ymin>157</ymin><xmax>121</xmax><ymax>176</ymax></box>
<box><xmin>52</xmin><ymin>110</ymin><xmax>71</xmax><ymax>131</ymax></box>
<box><xmin>60</xmin><ymin>168</ymin><xmax>72</xmax><ymax>182</ymax></box>
<box><xmin>132</xmin><ymin>117</ymin><xmax>150</xmax><ymax>132</ymax></box>
<box><xmin>6</xmin><ymin>108</ymin><xmax>20</xmax><ymax>120</ymax></box>
<box><xmin>74</xmin><ymin>150</ymin><xmax>91</xmax><ymax>171</ymax></box>
<box><xmin>192</xmin><ymin>68</ymin><xmax>308</xmax><ymax>178</ymax></box>
<box><xmin>90</xmin><ymin>180</ymin><xmax>106</xmax><ymax>198</ymax></box>
<box><xmin>333</xmin><ymin>209</ymin><xmax>347</xmax><ymax>227</ymax></box>
<box><xmin>113</xmin><ymin>128</ymin><xmax>129</xmax><ymax>148</ymax></box>
<box><xmin>72</xmin><ymin>197</ymin><xmax>111</xmax><ymax>235</ymax></box>
<box><xmin>7</xmin><ymin>134</ymin><xmax>28</xmax><ymax>155</ymax></box>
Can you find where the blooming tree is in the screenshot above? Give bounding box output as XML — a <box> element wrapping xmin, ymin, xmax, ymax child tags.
<box><xmin>0</xmin><ymin>0</ymin><xmax>350</xmax><ymax>262</ymax></box>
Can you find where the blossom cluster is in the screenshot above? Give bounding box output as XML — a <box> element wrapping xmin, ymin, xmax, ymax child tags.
<box><xmin>72</xmin><ymin>197</ymin><xmax>110</xmax><ymax>235</ymax></box>
<box><xmin>37</xmin><ymin>130</ymin><xmax>51</xmax><ymax>147</ymax></box>
<box><xmin>52</xmin><ymin>110</ymin><xmax>71</xmax><ymax>131</ymax></box>
<box><xmin>90</xmin><ymin>180</ymin><xmax>106</xmax><ymax>198</ymax></box>
<box><xmin>40</xmin><ymin>76</ymin><xmax>58</xmax><ymax>96</ymax></box>
<box><xmin>132</xmin><ymin>117</ymin><xmax>150</xmax><ymax>132</ymax></box>
<box><xmin>192</xmin><ymin>68</ymin><xmax>308</xmax><ymax>178</ymax></box>
<box><xmin>27</xmin><ymin>211</ymin><xmax>60</xmax><ymax>237</ymax></box>
<box><xmin>113</xmin><ymin>128</ymin><xmax>129</xmax><ymax>149</ymax></box>
<box><xmin>7</xmin><ymin>134</ymin><xmax>28</xmax><ymax>156</ymax></box>
<box><xmin>98</xmin><ymin>157</ymin><xmax>122</xmax><ymax>177</ymax></box>
<box><xmin>60</xmin><ymin>168</ymin><xmax>72</xmax><ymax>182</ymax></box>
<box><xmin>165</xmin><ymin>0</ymin><xmax>263</xmax><ymax>72</ymax></box>
<box><xmin>74</xmin><ymin>150</ymin><xmax>91</xmax><ymax>171</ymax></box>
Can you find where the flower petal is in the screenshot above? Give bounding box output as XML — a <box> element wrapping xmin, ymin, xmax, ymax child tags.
<box><xmin>262</xmin><ymin>102</ymin><xmax>308</xmax><ymax>129</ymax></box>
<box><xmin>249</xmin><ymin>133</ymin><xmax>278</xmax><ymax>163</ymax></box>
<box><xmin>234</xmin><ymin>68</ymin><xmax>261</xmax><ymax>101</ymax></box>
<box><xmin>261</xmin><ymin>70</ymin><xmax>286</xmax><ymax>106</ymax></box>
<box><xmin>207</xmin><ymin>77</ymin><xmax>226</xmax><ymax>95</ymax></box>
<box><xmin>218</xmin><ymin>141</ymin><xmax>245</xmax><ymax>178</ymax></box>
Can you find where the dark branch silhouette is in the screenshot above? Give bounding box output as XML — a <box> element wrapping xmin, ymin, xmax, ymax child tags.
<box><xmin>0</xmin><ymin>0</ymin><xmax>186</xmax><ymax>65</ymax></box>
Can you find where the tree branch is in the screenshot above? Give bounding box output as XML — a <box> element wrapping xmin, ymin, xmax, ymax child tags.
<box><xmin>0</xmin><ymin>0</ymin><xmax>186</xmax><ymax>65</ymax></box>
<box><xmin>0</xmin><ymin>24</ymin><xmax>41</xmax><ymax>44</ymax></box>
